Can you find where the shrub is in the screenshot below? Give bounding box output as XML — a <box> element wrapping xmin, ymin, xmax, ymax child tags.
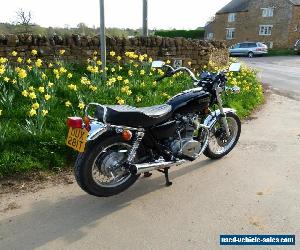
<box><xmin>0</xmin><ymin>51</ymin><xmax>263</xmax><ymax>177</ymax></box>
<box><xmin>154</xmin><ymin>29</ymin><xmax>205</xmax><ymax>39</ymax></box>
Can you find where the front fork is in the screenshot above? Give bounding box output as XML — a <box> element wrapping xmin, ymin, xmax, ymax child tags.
<box><xmin>216</xmin><ymin>87</ymin><xmax>230</xmax><ymax>137</ymax></box>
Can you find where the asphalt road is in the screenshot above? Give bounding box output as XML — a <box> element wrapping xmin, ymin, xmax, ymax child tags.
<box><xmin>0</xmin><ymin>58</ymin><xmax>300</xmax><ymax>250</ymax></box>
<box><xmin>242</xmin><ymin>55</ymin><xmax>300</xmax><ymax>100</ymax></box>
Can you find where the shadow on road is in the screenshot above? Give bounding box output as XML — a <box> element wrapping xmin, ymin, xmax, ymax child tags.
<box><xmin>0</xmin><ymin>158</ymin><xmax>214</xmax><ymax>249</ymax></box>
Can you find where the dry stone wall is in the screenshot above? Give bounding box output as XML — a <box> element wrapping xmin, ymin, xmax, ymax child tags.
<box><xmin>0</xmin><ymin>34</ymin><xmax>228</xmax><ymax>68</ymax></box>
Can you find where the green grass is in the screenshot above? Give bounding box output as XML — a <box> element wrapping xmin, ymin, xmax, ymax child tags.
<box><xmin>0</xmin><ymin>52</ymin><xmax>264</xmax><ymax>178</ymax></box>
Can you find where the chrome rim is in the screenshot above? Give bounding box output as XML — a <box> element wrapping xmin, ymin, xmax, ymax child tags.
<box><xmin>91</xmin><ymin>143</ymin><xmax>132</xmax><ymax>187</ymax></box>
<box><xmin>208</xmin><ymin>117</ymin><xmax>239</xmax><ymax>155</ymax></box>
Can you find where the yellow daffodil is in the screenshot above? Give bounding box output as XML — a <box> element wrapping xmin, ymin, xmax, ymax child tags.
<box><xmin>81</xmin><ymin>77</ymin><xmax>90</xmax><ymax>85</ymax></box>
<box><xmin>117</xmin><ymin>76</ymin><xmax>123</xmax><ymax>81</ymax></box>
<box><xmin>31</xmin><ymin>102</ymin><xmax>40</xmax><ymax>110</ymax></box>
<box><xmin>38</xmin><ymin>87</ymin><xmax>45</xmax><ymax>93</ymax></box>
<box><xmin>29</xmin><ymin>92</ymin><xmax>36</xmax><ymax>99</ymax></box>
<box><xmin>117</xmin><ymin>56</ymin><xmax>122</xmax><ymax>61</ymax></box>
<box><xmin>117</xmin><ymin>99</ymin><xmax>125</xmax><ymax>105</ymax></box>
<box><xmin>42</xmin><ymin>110</ymin><xmax>48</xmax><ymax>116</ymax></box>
<box><xmin>48</xmin><ymin>82</ymin><xmax>54</xmax><ymax>88</ymax></box>
<box><xmin>111</xmin><ymin>68</ymin><xmax>115</xmax><ymax>72</ymax></box>
<box><xmin>29</xmin><ymin>86</ymin><xmax>34</xmax><ymax>91</ymax></box>
<box><xmin>109</xmin><ymin>51</ymin><xmax>116</xmax><ymax>57</ymax></box>
<box><xmin>31</xmin><ymin>49</ymin><xmax>38</xmax><ymax>56</ymax></box>
<box><xmin>121</xmin><ymin>86</ymin><xmax>129</xmax><ymax>93</ymax></box>
<box><xmin>96</xmin><ymin>60</ymin><xmax>102</xmax><ymax>65</ymax></box>
<box><xmin>48</xmin><ymin>63</ymin><xmax>53</xmax><ymax>68</ymax></box>
<box><xmin>148</xmin><ymin>57</ymin><xmax>153</xmax><ymax>63</ymax></box>
<box><xmin>126</xmin><ymin>90</ymin><xmax>132</xmax><ymax>96</ymax></box>
<box><xmin>67</xmin><ymin>73</ymin><xmax>73</xmax><ymax>79</ymax></box>
<box><xmin>78</xmin><ymin>102</ymin><xmax>85</xmax><ymax>110</ymax></box>
<box><xmin>59</xmin><ymin>49</ymin><xmax>65</xmax><ymax>55</ymax></box>
<box><xmin>44</xmin><ymin>94</ymin><xmax>51</xmax><ymax>101</ymax></box>
<box><xmin>11</xmin><ymin>51</ymin><xmax>18</xmax><ymax>57</ymax></box>
<box><xmin>68</xmin><ymin>84</ymin><xmax>77</xmax><ymax>91</ymax></box>
<box><xmin>166</xmin><ymin>60</ymin><xmax>171</xmax><ymax>64</ymax></box>
<box><xmin>65</xmin><ymin>101</ymin><xmax>72</xmax><ymax>107</ymax></box>
<box><xmin>140</xmin><ymin>70</ymin><xmax>145</xmax><ymax>76</ymax></box>
<box><xmin>59</xmin><ymin>67</ymin><xmax>67</xmax><ymax>74</ymax></box>
<box><xmin>118</xmin><ymin>66</ymin><xmax>123</xmax><ymax>71</ymax></box>
<box><xmin>140</xmin><ymin>81</ymin><xmax>145</xmax><ymax>87</ymax></box>
<box><xmin>0</xmin><ymin>109</ymin><xmax>2</xmax><ymax>116</ymax></box>
<box><xmin>128</xmin><ymin>70</ymin><xmax>133</xmax><ymax>77</ymax></box>
<box><xmin>12</xmin><ymin>79</ymin><xmax>17</xmax><ymax>84</ymax></box>
<box><xmin>188</xmin><ymin>61</ymin><xmax>192</xmax><ymax>66</ymax></box>
<box><xmin>26</xmin><ymin>58</ymin><xmax>32</xmax><ymax>64</ymax></box>
<box><xmin>41</xmin><ymin>73</ymin><xmax>47</xmax><ymax>80</ymax></box>
<box><xmin>18</xmin><ymin>69</ymin><xmax>27</xmax><ymax>79</ymax></box>
<box><xmin>93</xmin><ymin>51</ymin><xmax>98</xmax><ymax>56</ymax></box>
<box><xmin>152</xmin><ymin>81</ymin><xmax>157</xmax><ymax>86</ymax></box>
<box><xmin>29</xmin><ymin>108</ymin><xmax>37</xmax><ymax>117</ymax></box>
<box><xmin>17</xmin><ymin>57</ymin><xmax>23</xmax><ymax>63</ymax></box>
<box><xmin>123</xmin><ymin>79</ymin><xmax>129</xmax><ymax>85</ymax></box>
<box><xmin>0</xmin><ymin>57</ymin><xmax>7</xmax><ymax>64</ymax></box>
<box><xmin>4</xmin><ymin>77</ymin><xmax>9</xmax><ymax>82</ymax></box>
<box><xmin>89</xmin><ymin>85</ymin><xmax>97</xmax><ymax>92</ymax></box>
<box><xmin>22</xmin><ymin>90</ymin><xmax>29</xmax><ymax>97</ymax></box>
<box><xmin>136</xmin><ymin>96</ymin><xmax>142</xmax><ymax>102</ymax></box>
<box><xmin>35</xmin><ymin>59</ymin><xmax>43</xmax><ymax>68</ymax></box>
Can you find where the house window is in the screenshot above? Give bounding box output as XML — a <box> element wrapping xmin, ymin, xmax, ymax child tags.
<box><xmin>207</xmin><ymin>33</ymin><xmax>214</xmax><ymax>40</ymax></box>
<box><xmin>226</xmin><ymin>28</ymin><xmax>235</xmax><ymax>39</ymax></box>
<box><xmin>228</xmin><ymin>13</ymin><xmax>236</xmax><ymax>22</ymax></box>
<box><xmin>262</xmin><ymin>7</ymin><xmax>274</xmax><ymax>17</ymax></box>
<box><xmin>259</xmin><ymin>25</ymin><xmax>273</xmax><ymax>36</ymax></box>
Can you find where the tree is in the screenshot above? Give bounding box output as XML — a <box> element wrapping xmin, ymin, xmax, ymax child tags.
<box><xmin>15</xmin><ymin>9</ymin><xmax>33</xmax><ymax>33</ymax></box>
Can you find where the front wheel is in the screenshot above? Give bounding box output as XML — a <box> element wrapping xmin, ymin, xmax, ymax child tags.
<box><xmin>204</xmin><ymin>112</ymin><xmax>241</xmax><ymax>159</ymax></box>
<box><xmin>74</xmin><ymin>135</ymin><xmax>139</xmax><ymax>197</ymax></box>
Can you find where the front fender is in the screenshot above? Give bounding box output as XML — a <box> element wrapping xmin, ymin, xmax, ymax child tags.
<box><xmin>203</xmin><ymin>108</ymin><xmax>237</xmax><ymax>129</ymax></box>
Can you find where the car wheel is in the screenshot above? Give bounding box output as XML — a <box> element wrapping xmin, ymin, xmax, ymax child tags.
<box><xmin>248</xmin><ymin>52</ymin><xmax>254</xmax><ymax>58</ymax></box>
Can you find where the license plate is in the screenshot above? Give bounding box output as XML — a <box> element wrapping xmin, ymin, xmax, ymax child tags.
<box><xmin>66</xmin><ymin>128</ymin><xmax>88</xmax><ymax>152</ymax></box>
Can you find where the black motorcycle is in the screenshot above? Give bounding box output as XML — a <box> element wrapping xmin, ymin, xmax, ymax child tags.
<box><xmin>66</xmin><ymin>61</ymin><xmax>242</xmax><ymax>197</ymax></box>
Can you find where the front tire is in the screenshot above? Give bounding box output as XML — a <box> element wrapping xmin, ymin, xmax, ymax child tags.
<box><xmin>204</xmin><ymin>112</ymin><xmax>241</xmax><ymax>159</ymax></box>
<box><xmin>74</xmin><ymin>134</ymin><xmax>139</xmax><ymax>197</ymax></box>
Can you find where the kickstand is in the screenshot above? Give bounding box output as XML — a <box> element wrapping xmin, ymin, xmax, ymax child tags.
<box><xmin>158</xmin><ymin>167</ymin><xmax>172</xmax><ymax>187</ymax></box>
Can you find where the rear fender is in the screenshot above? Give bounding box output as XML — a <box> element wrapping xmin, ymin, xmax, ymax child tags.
<box><xmin>203</xmin><ymin>108</ymin><xmax>237</xmax><ymax>129</ymax></box>
<box><xmin>87</xmin><ymin>121</ymin><xmax>108</xmax><ymax>141</ymax></box>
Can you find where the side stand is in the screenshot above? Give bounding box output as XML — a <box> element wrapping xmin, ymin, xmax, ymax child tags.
<box><xmin>157</xmin><ymin>167</ymin><xmax>172</xmax><ymax>186</ymax></box>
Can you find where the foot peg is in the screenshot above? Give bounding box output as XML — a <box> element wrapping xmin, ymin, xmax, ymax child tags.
<box><xmin>158</xmin><ymin>167</ymin><xmax>172</xmax><ymax>186</ymax></box>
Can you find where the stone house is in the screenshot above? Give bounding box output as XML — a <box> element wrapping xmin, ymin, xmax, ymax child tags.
<box><xmin>205</xmin><ymin>0</ymin><xmax>300</xmax><ymax>48</ymax></box>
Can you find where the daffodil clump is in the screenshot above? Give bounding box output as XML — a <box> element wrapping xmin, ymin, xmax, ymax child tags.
<box><xmin>0</xmin><ymin>50</ymin><xmax>263</xmax><ymax>177</ymax></box>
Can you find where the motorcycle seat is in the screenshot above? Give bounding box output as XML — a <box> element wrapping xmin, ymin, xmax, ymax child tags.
<box><xmin>95</xmin><ymin>104</ymin><xmax>172</xmax><ymax>128</ymax></box>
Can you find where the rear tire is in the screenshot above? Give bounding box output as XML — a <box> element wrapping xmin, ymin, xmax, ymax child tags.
<box><xmin>74</xmin><ymin>135</ymin><xmax>139</xmax><ymax>197</ymax></box>
<box><xmin>204</xmin><ymin>112</ymin><xmax>241</xmax><ymax>160</ymax></box>
<box><xmin>248</xmin><ymin>52</ymin><xmax>254</xmax><ymax>58</ymax></box>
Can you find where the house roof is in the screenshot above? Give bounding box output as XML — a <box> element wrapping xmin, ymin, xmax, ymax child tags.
<box><xmin>216</xmin><ymin>0</ymin><xmax>250</xmax><ymax>14</ymax></box>
<box><xmin>217</xmin><ymin>0</ymin><xmax>300</xmax><ymax>14</ymax></box>
<box><xmin>289</xmin><ymin>0</ymin><xmax>300</xmax><ymax>5</ymax></box>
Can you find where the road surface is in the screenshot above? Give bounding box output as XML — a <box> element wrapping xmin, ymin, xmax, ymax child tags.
<box><xmin>0</xmin><ymin>58</ymin><xmax>300</xmax><ymax>249</ymax></box>
<box><xmin>242</xmin><ymin>55</ymin><xmax>300</xmax><ymax>100</ymax></box>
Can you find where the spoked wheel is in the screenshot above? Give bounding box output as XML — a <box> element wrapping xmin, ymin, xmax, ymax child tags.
<box><xmin>204</xmin><ymin>112</ymin><xmax>241</xmax><ymax>159</ymax></box>
<box><xmin>74</xmin><ymin>135</ymin><xmax>139</xmax><ymax>197</ymax></box>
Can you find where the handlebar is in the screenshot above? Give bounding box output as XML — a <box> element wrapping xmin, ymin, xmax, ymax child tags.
<box><xmin>156</xmin><ymin>65</ymin><xmax>199</xmax><ymax>82</ymax></box>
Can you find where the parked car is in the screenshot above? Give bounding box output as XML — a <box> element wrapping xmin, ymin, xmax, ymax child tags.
<box><xmin>294</xmin><ymin>40</ymin><xmax>300</xmax><ymax>54</ymax></box>
<box><xmin>229</xmin><ymin>42</ymin><xmax>268</xmax><ymax>58</ymax></box>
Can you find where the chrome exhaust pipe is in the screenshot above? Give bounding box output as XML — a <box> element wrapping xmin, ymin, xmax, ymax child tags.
<box><xmin>134</xmin><ymin>159</ymin><xmax>186</xmax><ymax>174</ymax></box>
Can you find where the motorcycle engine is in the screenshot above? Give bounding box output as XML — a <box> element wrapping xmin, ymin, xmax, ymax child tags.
<box><xmin>169</xmin><ymin>115</ymin><xmax>202</xmax><ymax>159</ymax></box>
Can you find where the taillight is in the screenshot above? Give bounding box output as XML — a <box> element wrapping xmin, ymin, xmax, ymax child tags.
<box><xmin>67</xmin><ymin>117</ymin><xmax>83</xmax><ymax>128</ymax></box>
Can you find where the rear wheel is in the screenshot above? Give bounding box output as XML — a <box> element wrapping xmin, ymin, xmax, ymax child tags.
<box><xmin>248</xmin><ymin>51</ymin><xmax>254</xmax><ymax>58</ymax></box>
<box><xmin>204</xmin><ymin>112</ymin><xmax>241</xmax><ymax>159</ymax></box>
<box><xmin>74</xmin><ymin>135</ymin><xmax>139</xmax><ymax>197</ymax></box>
